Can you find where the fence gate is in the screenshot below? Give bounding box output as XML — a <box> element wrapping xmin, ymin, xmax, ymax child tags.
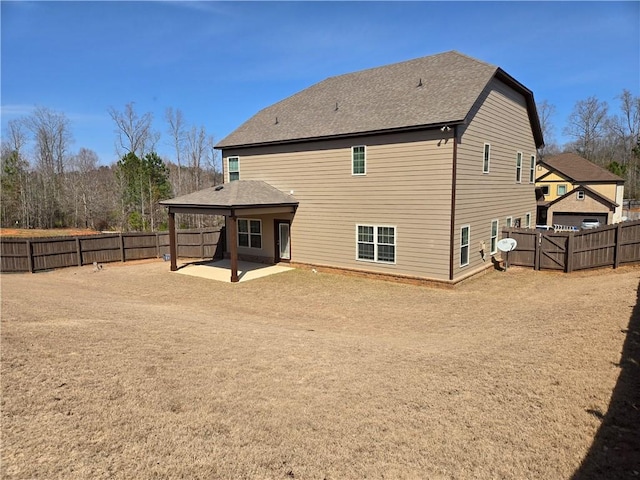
<box><xmin>538</xmin><ymin>234</ymin><xmax>567</xmax><ymax>271</ymax></box>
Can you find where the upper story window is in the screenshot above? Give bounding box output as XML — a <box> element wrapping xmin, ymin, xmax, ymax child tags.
<box><xmin>516</xmin><ymin>152</ymin><xmax>522</xmax><ymax>183</ymax></box>
<box><xmin>483</xmin><ymin>143</ymin><xmax>491</xmax><ymax>173</ymax></box>
<box><xmin>557</xmin><ymin>184</ymin><xmax>567</xmax><ymax>196</ymax></box>
<box><xmin>506</xmin><ymin>216</ymin><xmax>512</xmax><ymax>228</ymax></box>
<box><xmin>541</xmin><ymin>185</ymin><xmax>550</xmax><ymax>196</ymax></box>
<box><xmin>352</xmin><ymin>146</ymin><xmax>366</xmax><ymax>175</ymax></box>
<box><xmin>529</xmin><ymin>155</ymin><xmax>536</xmax><ymax>183</ymax></box>
<box><xmin>228</xmin><ymin>156</ymin><xmax>240</xmax><ymax>181</ymax></box>
<box><xmin>238</xmin><ymin>218</ymin><xmax>261</xmax><ymax>249</ymax></box>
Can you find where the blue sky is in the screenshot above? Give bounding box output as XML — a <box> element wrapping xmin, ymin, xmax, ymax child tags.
<box><xmin>1</xmin><ymin>1</ymin><xmax>639</xmax><ymax>166</ymax></box>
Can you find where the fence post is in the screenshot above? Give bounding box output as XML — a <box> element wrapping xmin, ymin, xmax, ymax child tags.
<box><xmin>613</xmin><ymin>222</ymin><xmax>623</xmax><ymax>269</ymax></box>
<box><xmin>76</xmin><ymin>237</ymin><xmax>82</xmax><ymax>266</ymax></box>
<box><xmin>565</xmin><ymin>233</ymin><xmax>574</xmax><ymax>273</ymax></box>
<box><xmin>26</xmin><ymin>239</ymin><xmax>34</xmax><ymax>273</ymax></box>
<box><xmin>120</xmin><ymin>233</ymin><xmax>125</xmax><ymax>263</ymax></box>
<box><xmin>201</xmin><ymin>230</ymin><xmax>205</xmax><ymax>258</ymax></box>
<box><xmin>156</xmin><ymin>232</ymin><xmax>160</xmax><ymax>258</ymax></box>
<box><xmin>534</xmin><ymin>232</ymin><xmax>541</xmax><ymax>271</ymax></box>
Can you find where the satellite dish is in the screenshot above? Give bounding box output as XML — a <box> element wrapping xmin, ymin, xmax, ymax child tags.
<box><xmin>497</xmin><ymin>238</ymin><xmax>517</xmax><ymax>252</ymax></box>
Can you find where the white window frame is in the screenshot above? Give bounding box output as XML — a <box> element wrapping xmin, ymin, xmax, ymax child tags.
<box><xmin>529</xmin><ymin>155</ymin><xmax>536</xmax><ymax>183</ymax></box>
<box><xmin>557</xmin><ymin>184</ymin><xmax>567</xmax><ymax>196</ymax></box>
<box><xmin>483</xmin><ymin>143</ymin><xmax>491</xmax><ymax>174</ymax></box>
<box><xmin>228</xmin><ymin>156</ymin><xmax>240</xmax><ymax>182</ymax></box>
<box><xmin>516</xmin><ymin>152</ymin><xmax>522</xmax><ymax>183</ymax></box>
<box><xmin>356</xmin><ymin>224</ymin><xmax>396</xmax><ymax>264</ymax></box>
<box><xmin>541</xmin><ymin>185</ymin><xmax>550</xmax><ymax>196</ymax></box>
<box><xmin>490</xmin><ymin>219</ymin><xmax>499</xmax><ymax>255</ymax></box>
<box><xmin>460</xmin><ymin>225</ymin><xmax>470</xmax><ymax>267</ymax></box>
<box><xmin>506</xmin><ymin>216</ymin><xmax>512</xmax><ymax>228</ymax></box>
<box><xmin>576</xmin><ymin>191</ymin><xmax>585</xmax><ymax>201</ymax></box>
<box><xmin>352</xmin><ymin>146</ymin><xmax>366</xmax><ymax>176</ymax></box>
<box><xmin>237</xmin><ymin>218</ymin><xmax>262</xmax><ymax>249</ymax></box>
<box><xmin>525</xmin><ymin>213</ymin><xmax>531</xmax><ymax>228</ymax></box>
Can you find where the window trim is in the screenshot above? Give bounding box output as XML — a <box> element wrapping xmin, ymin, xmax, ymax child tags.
<box><xmin>506</xmin><ymin>216</ymin><xmax>512</xmax><ymax>228</ymax></box>
<box><xmin>483</xmin><ymin>143</ymin><xmax>491</xmax><ymax>174</ymax></box>
<box><xmin>516</xmin><ymin>152</ymin><xmax>522</xmax><ymax>183</ymax></box>
<box><xmin>525</xmin><ymin>212</ymin><xmax>531</xmax><ymax>228</ymax></box>
<box><xmin>237</xmin><ymin>218</ymin><xmax>262</xmax><ymax>250</ymax></box>
<box><xmin>356</xmin><ymin>224</ymin><xmax>396</xmax><ymax>264</ymax></box>
<box><xmin>352</xmin><ymin>145</ymin><xmax>366</xmax><ymax>176</ymax></box>
<box><xmin>460</xmin><ymin>225</ymin><xmax>470</xmax><ymax>267</ymax></box>
<box><xmin>529</xmin><ymin>155</ymin><xmax>536</xmax><ymax>183</ymax></box>
<box><xmin>576</xmin><ymin>191</ymin><xmax>585</xmax><ymax>201</ymax></box>
<box><xmin>557</xmin><ymin>184</ymin><xmax>567</xmax><ymax>196</ymax></box>
<box><xmin>228</xmin><ymin>156</ymin><xmax>240</xmax><ymax>182</ymax></box>
<box><xmin>490</xmin><ymin>219</ymin><xmax>499</xmax><ymax>255</ymax></box>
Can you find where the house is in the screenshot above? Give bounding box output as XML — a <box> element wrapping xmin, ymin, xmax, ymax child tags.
<box><xmin>535</xmin><ymin>153</ymin><xmax>624</xmax><ymax>228</ymax></box>
<box><xmin>163</xmin><ymin>51</ymin><xmax>543</xmax><ymax>284</ymax></box>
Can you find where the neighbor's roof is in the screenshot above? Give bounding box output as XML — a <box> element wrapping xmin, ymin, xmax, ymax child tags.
<box><xmin>216</xmin><ymin>51</ymin><xmax>543</xmax><ymax>149</ymax></box>
<box><xmin>159</xmin><ymin>180</ymin><xmax>298</xmax><ymax>209</ymax></box>
<box><xmin>540</xmin><ymin>153</ymin><xmax>624</xmax><ymax>183</ymax></box>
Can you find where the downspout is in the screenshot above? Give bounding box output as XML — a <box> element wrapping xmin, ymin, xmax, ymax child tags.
<box><xmin>449</xmin><ymin>126</ymin><xmax>458</xmax><ymax>282</ymax></box>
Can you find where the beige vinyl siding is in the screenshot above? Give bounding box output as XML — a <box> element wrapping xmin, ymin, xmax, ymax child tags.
<box><xmin>454</xmin><ymin>77</ymin><xmax>538</xmax><ymax>279</ymax></box>
<box><xmin>223</xmin><ymin>129</ymin><xmax>454</xmax><ymax>280</ymax></box>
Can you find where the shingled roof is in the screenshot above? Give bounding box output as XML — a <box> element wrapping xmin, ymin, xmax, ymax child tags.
<box><xmin>216</xmin><ymin>50</ymin><xmax>543</xmax><ymax>149</ymax></box>
<box><xmin>540</xmin><ymin>153</ymin><xmax>624</xmax><ymax>183</ymax></box>
<box><xmin>160</xmin><ymin>180</ymin><xmax>298</xmax><ymax>210</ymax></box>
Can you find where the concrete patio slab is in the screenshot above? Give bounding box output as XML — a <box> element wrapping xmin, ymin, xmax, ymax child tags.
<box><xmin>175</xmin><ymin>259</ymin><xmax>293</xmax><ymax>283</ymax></box>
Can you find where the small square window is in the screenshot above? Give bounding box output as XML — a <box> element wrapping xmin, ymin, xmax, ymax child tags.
<box><xmin>557</xmin><ymin>184</ymin><xmax>567</xmax><ymax>196</ymax></box>
<box><xmin>577</xmin><ymin>191</ymin><xmax>585</xmax><ymax>201</ymax></box>
<box><xmin>237</xmin><ymin>218</ymin><xmax>261</xmax><ymax>249</ymax></box>
<box><xmin>541</xmin><ymin>185</ymin><xmax>550</xmax><ymax>196</ymax></box>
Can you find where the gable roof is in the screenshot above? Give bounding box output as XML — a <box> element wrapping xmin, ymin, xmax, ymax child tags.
<box><xmin>539</xmin><ymin>153</ymin><xmax>624</xmax><ymax>183</ymax></box>
<box><xmin>159</xmin><ymin>180</ymin><xmax>298</xmax><ymax>210</ymax></box>
<box><xmin>216</xmin><ymin>51</ymin><xmax>543</xmax><ymax>149</ymax></box>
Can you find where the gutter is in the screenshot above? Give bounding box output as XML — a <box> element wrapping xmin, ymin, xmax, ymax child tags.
<box><xmin>449</xmin><ymin>125</ymin><xmax>458</xmax><ymax>282</ymax></box>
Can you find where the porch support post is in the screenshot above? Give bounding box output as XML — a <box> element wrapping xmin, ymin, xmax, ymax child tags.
<box><xmin>228</xmin><ymin>213</ymin><xmax>239</xmax><ymax>283</ymax></box>
<box><xmin>168</xmin><ymin>210</ymin><xmax>178</xmax><ymax>272</ymax></box>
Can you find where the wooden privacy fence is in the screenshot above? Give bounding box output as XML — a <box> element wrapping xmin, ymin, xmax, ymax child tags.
<box><xmin>0</xmin><ymin>228</ymin><xmax>224</xmax><ymax>273</ymax></box>
<box><xmin>502</xmin><ymin>219</ymin><xmax>640</xmax><ymax>273</ymax></box>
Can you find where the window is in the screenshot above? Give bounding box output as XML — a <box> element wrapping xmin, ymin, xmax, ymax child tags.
<box><xmin>483</xmin><ymin>143</ymin><xmax>490</xmax><ymax>173</ymax></box>
<box><xmin>238</xmin><ymin>219</ymin><xmax>261</xmax><ymax>249</ymax></box>
<box><xmin>352</xmin><ymin>146</ymin><xmax>366</xmax><ymax>175</ymax></box>
<box><xmin>228</xmin><ymin>156</ymin><xmax>240</xmax><ymax>181</ymax></box>
<box><xmin>506</xmin><ymin>216</ymin><xmax>512</xmax><ymax>228</ymax></box>
<box><xmin>577</xmin><ymin>191</ymin><xmax>585</xmax><ymax>201</ymax></box>
<box><xmin>460</xmin><ymin>226</ymin><xmax>470</xmax><ymax>267</ymax></box>
<box><xmin>525</xmin><ymin>213</ymin><xmax>531</xmax><ymax>228</ymax></box>
<box><xmin>516</xmin><ymin>152</ymin><xmax>522</xmax><ymax>183</ymax></box>
<box><xmin>541</xmin><ymin>185</ymin><xmax>550</xmax><ymax>196</ymax></box>
<box><xmin>356</xmin><ymin>225</ymin><xmax>395</xmax><ymax>263</ymax></box>
<box><xmin>490</xmin><ymin>220</ymin><xmax>499</xmax><ymax>254</ymax></box>
<box><xmin>557</xmin><ymin>184</ymin><xmax>567</xmax><ymax>196</ymax></box>
<box><xmin>529</xmin><ymin>155</ymin><xmax>536</xmax><ymax>183</ymax></box>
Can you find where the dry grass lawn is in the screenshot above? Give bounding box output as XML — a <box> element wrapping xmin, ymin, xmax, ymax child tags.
<box><xmin>1</xmin><ymin>261</ymin><xmax>639</xmax><ymax>479</ymax></box>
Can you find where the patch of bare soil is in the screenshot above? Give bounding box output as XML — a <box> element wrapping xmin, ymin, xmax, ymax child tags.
<box><xmin>1</xmin><ymin>262</ymin><xmax>638</xmax><ymax>479</ymax></box>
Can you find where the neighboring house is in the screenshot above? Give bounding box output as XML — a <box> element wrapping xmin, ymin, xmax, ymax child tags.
<box><xmin>164</xmin><ymin>51</ymin><xmax>543</xmax><ymax>284</ymax></box>
<box><xmin>535</xmin><ymin>153</ymin><xmax>625</xmax><ymax>227</ymax></box>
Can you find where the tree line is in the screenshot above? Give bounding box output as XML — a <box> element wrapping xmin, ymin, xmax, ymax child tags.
<box><xmin>1</xmin><ymin>103</ymin><xmax>222</xmax><ymax>231</ymax></box>
<box><xmin>538</xmin><ymin>89</ymin><xmax>640</xmax><ymax>199</ymax></box>
<box><xmin>1</xmin><ymin>89</ymin><xmax>639</xmax><ymax>231</ymax></box>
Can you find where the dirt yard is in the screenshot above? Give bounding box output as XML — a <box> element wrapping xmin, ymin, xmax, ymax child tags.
<box><xmin>1</xmin><ymin>261</ymin><xmax>639</xmax><ymax>479</ymax></box>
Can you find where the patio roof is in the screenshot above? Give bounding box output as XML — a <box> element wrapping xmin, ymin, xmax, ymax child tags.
<box><xmin>160</xmin><ymin>180</ymin><xmax>298</xmax><ymax>216</ymax></box>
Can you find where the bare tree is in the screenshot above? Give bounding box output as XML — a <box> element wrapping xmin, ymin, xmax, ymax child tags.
<box><xmin>606</xmin><ymin>90</ymin><xmax>640</xmax><ymax>197</ymax></box>
<box><xmin>109</xmin><ymin>102</ymin><xmax>155</xmax><ymax>158</ymax></box>
<box><xmin>563</xmin><ymin>96</ymin><xmax>609</xmax><ymax>162</ymax></box>
<box><xmin>24</xmin><ymin>106</ymin><xmax>73</xmax><ymax>227</ymax></box>
<box><xmin>165</xmin><ymin>107</ymin><xmax>186</xmax><ymax>195</ymax></box>
<box><xmin>536</xmin><ymin>100</ymin><xmax>561</xmax><ymax>161</ymax></box>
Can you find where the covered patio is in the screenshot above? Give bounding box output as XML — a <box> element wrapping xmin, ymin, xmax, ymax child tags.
<box><xmin>160</xmin><ymin>180</ymin><xmax>298</xmax><ymax>282</ymax></box>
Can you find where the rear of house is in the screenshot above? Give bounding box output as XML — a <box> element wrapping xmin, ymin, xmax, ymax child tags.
<box><xmin>215</xmin><ymin>51</ymin><xmax>543</xmax><ymax>284</ymax></box>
